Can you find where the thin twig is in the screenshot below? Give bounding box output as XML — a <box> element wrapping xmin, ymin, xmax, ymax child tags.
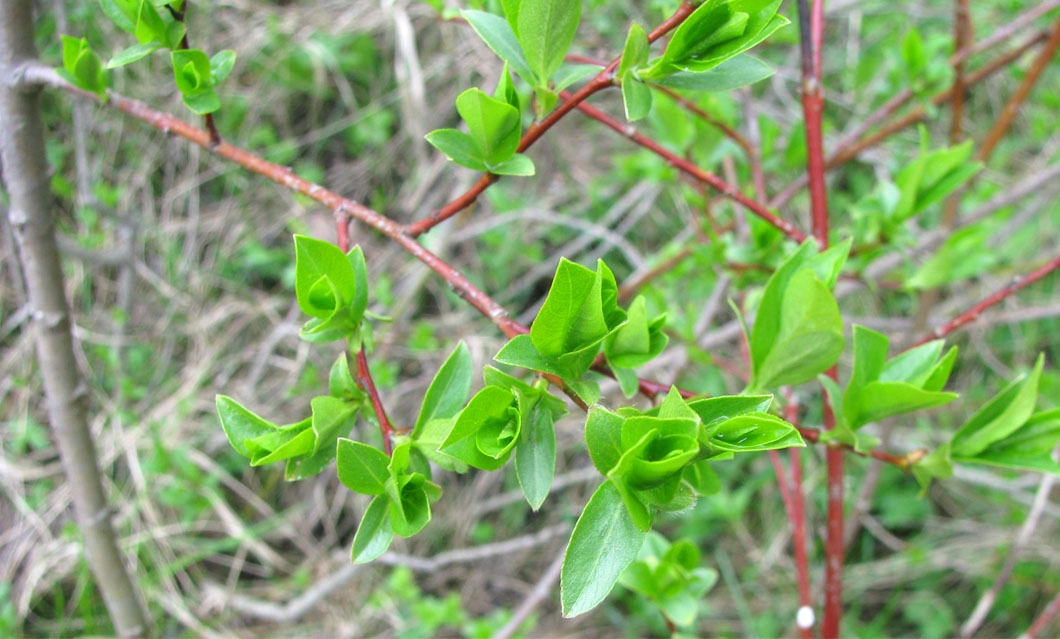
<box><xmin>492</xmin><ymin>550</ymin><xmax>566</xmax><ymax>639</ymax></box>
<box><xmin>569</xmin><ymin>96</ymin><xmax>805</xmax><ymax>242</ymax></box>
<box><xmin>403</xmin><ymin>2</ymin><xmax>696</xmax><ymax>237</ymax></box>
<box><xmin>1025</xmin><ymin>590</ymin><xmax>1060</xmax><ymax>639</ymax></box>
<box><xmin>977</xmin><ymin>17</ymin><xmax>1060</xmax><ymax>161</ymax></box>
<box><xmin>356</xmin><ymin>346</ymin><xmax>395</xmax><ymax>456</ymax></box>
<box><xmin>913</xmin><ymin>254</ymin><xmax>1060</xmax><ymax>347</ymax></box>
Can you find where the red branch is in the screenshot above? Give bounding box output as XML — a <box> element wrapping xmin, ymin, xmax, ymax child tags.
<box><xmin>1026</xmin><ymin>590</ymin><xmax>1060</xmax><ymax>639</ymax></box>
<box><xmin>797</xmin><ymin>0</ymin><xmax>844</xmax><ymax>635</ymax></box>
<box><xmin>403</xmin><ymin>2</ymin><xmax>696</xmax><ymax>237</ymax></box>
<box><xmin>356</xmin><ymin>346</ymin><xmax>395</xmax><ymax>455</ymax></box>
<box><xmin>913</xmin><ymin>255</ymin><xmax>1060</xmax><ymax>348</ymax></box>
<box><xmin>568</xmin><ymin>97</ymin><xmax>806</xmax><ymax>242</ymax></box>
<box><xmin>784</xmin><ymin>396</ymin><xmax>814</xmax><ymax>638</ymax></box>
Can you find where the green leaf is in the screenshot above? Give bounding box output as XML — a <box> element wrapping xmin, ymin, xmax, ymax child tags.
<box><xmin>754</xmin><ymin>268</ymin><xmax>843</xmax><ymax>389</ymax></box>
<box><xmin>351</xmin><ymin>495</ymin><xmax>394</xmax><ymax>563</ymax></box>
<box><xmin>494</xmin><ymin>62</ymin><xmax>520</xmax><ymax>109</ymax></box>
<box><xmin>386</xmin><ymin>473</ymin><xmax>434</xmax><ymax>537</ymax></box>
<box><xmin>951</xmin><ymin>354</ymin><xmax>1044</xmax><ymax>458</ymax></box>
<box><xmin>249</xmin><ymin>424</ymin><xmax>314</xmax><ymax>466</ymax></box>
<box><xmin>901</xmin><ymin>28</ymin><xmax>926</xmax><ymax>77</ymax></box>
<box><xmin>652</xmin><ymin>53</ymin><xmax>773</xmax><ymax>91</ymax></box>
<box><xmin>310</xmin><ymin>395</ymin><xmax>357</xmax><ymax>455</ymax></box>
<box><xmin>413</xmin><ymin>341</ymin><xmax>473</xmax><ymax>438</ymax></box>
<box><xmin>516</xmin><ymin>0</ymin><xmax>582</xmax><ymax>85</ymax></box>
<box><xmin>463</xmin><ymin>10</ymin><xmax>534</xmax><ymax>83</ymax></box>
<box><xmin>604</xmin><ymin>296</ymin><xmax>668</xmax><ymax>368</ymax></box>
<box><xmin>329</xmin><ymin>353</ymin><xmax>362</xmax><ymax>401</ymax></box>
<box><xmin>455</xmin><ymin>88</ymin><xmax>522</xmax><ymax>166</ymax></box>
<box><xmin>552</xmin><ymin>63</ymin><xmax>599</xmax><ymax>92</ymax></box>
<box><xmin>622</xmin><ymin>76</ymin><xmax>653</xmax><ymax>121</ymax></box>
<box><xmin>336</xmin><ymin>439</ymin><xmax>391</xmax><ymax>495</ymax></box>
<box><xmin>209</xmin><ymin>49</ymin><xmax>237</xmax><ymax>85</ymax></box>
<box><xmin>106</xmin><ymin>41</ymin><xmax>160</xmax><ymax>68</ymax></box>
<box><xmin>494</xmin><ymin>334</ymin><xmax>571</xmax><ymax>378</ymax></box>
<box><xmin>617</xmin><ymin>23</ymin><xmax>649</xmax><ymax>81</ymax></box>
<box><xmin>648</xmin><ymin>0</ymin><xmax>787</xmax><ymax>76</ymax></box>
<box><xmin>440</xmin><ymin>385</ymin><xmax>519</xmax><ymax>470</ymax></box>
<box><xmin>515</xmin><ymin>392</ymin><xmax>557</xmax><ymax>510</ymax></box>
<box><xmin>426</xmin><ymin>129</ymin><xmax>488</xmax><ymax>171</ymax></box>
<box><xmin>913</xmin><ymin>444</ymin><xmax>953</xmax><ymax>493</ymax></box>
<box><xmin>561</xmin><ymin>481</ymin><xmax>647</xmax><ymax>617</ymax></box>
<box><xmin>686</xmin><ymin>395</ymin><xmax>772</xmax><ymax>424</ymax></box>
<box><xmin>172</xmin><ymin>49</ymin><xmax>212</xmax><ymax>94</ymax></box>
<box><xmin>182</xmin><ymin>87</ymin><xmax>221</xmax><ymax>115</ymax></box>
<box><xmin>293</xmin><ymin>235</ymin><xmax>366</xmax><ymax>329</ymax></box>
<box><xmin>99</xmin><ymin>0</ymin><xmax>137</xmax><ymax>34</ymax></box>
<box><xmin>614</xmin><ymin>366</ymin><xmax>640</xmax><ymax>399</ymax></box>
<box><xmin>684</xmin><ymin>460</ymin><xmax>720</xmax><ymax>495</ymax></box>
<box><xmin>845</xmin><ymin>382</ymin><xmax>957</xmax><ymax>430</ymax></box>
<box><xmin>531</xmin><ymin>258</ymin><xmax>608</xmax><ymax>360</ymax></box>
<box><xmin>489</xmin><ymin>154</ymin><xmax>536</xmax><ymax>176</ymax></box>
<box><xmin>133</xmin><ymin>0</ymin><xmax>168</xmax><ymax>46</ymax></box>
<box><xmin>216</xmin><ymin>395</ymin><xmax>277</xmax><ymax>458</ymax></box>
<box><xmin>586</xmin><ymin>406</ymin><xmax>626</xmax><ymax>475</ymax></box>
<box><xmin>705</xmin><ymin>413</ymin><xmax>804</xmax><ymax>452</ymax></box>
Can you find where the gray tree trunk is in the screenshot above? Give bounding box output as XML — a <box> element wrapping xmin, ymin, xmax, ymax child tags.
<box><xmin>0</xmin><ymin>1</ymin><xmax>149</xmax><ymax>636</ymax></box>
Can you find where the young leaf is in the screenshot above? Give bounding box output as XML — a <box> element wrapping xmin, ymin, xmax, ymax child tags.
<box><xmin>622</xmin><ymin>76</ymin><xmax>653</xmax><ymax>121</ymax></box>
<box><xmin>216</xmin><ymin>395</ymin><xmax>277</xmax><ymax>458</ymax></box>
<box><xmin>181</xmin><ymin>86</ymin><xmax>221</xmax><ymax>115</ymax></box>
<box><xmin>561</xmin><ymin>481</ymin><xmax>647</xmax><ymax>617</ymax></box>
<box><xmin>463</xmin><ymin>9</ymin><xmax>535</xmax><ymax>83</ymax></box>
<box><xmin>585</xmin><ymin>406</ymin><xmax>625</xmax><ymax>475</ymax></box>
<box><xmin>516</xmin><ymin>0</ymin><xmax>582</xmax><ymax>85</ymax></box>
<box><xmin>107</xmin><ymin>41</ymin><xmax>161</xmax><ymax>68</ymax></box>
<box><xmin>489</xmin><ymin>154</ymin><xmax>536</xmax><ymax>176</ymax></box>
<box><xmin>494</xmin><ymin>334</ymin><xmax>570</xmax><ymax>378</ymax></box>
<box><xmin>531</xmin><ymin>258</ymin><xmax>607</xmax><ymax>360</ymax></box>
<box><xmin>413</xmin><ymin>341</ymin><xmax>473</xmax><ymax>438</ymax></box>
<box><xmin>385</xmin><ymin>473</ymin><xmax>434</xmax><ymax>537</ymax></box>
<box><xmin>951</xmin><ymin>355</ymin><xmax>1044</xmax><ymax>458</ymax></box>
<box><xmin>754</xmin><ymin>268</ymin><xmax>843</xmax><ymax>389</ymax></box>
<box><xmin>659</xmin><ymin>0</ymin><xmax>787</xmax><ymax>74</ymax></box>
<box><xmin>651</xmin><ymin>54</ymin><xmax>773</xmax><ymax>91</ymax></box>
<box><xmin>616</xmin><ymin>23</ymin><xmax>649</xmax><ymax>81</ymax></box>
<box><xmin>310</xmin><ymin>395</ymin><xmax>357</xmax><ymax>455</ymax></box>
<box><xmin>351</xmin><ymin>494</ymin><xmax>394</xmax><ymax>563</ymax></box>
<box><xmin>455</xmin><ymin>88</ymin><xmax>521</xmax><ymax>166</ymax></box>
<box><xmin>440</xmin><ymin>385</ymin><xmax>520</xmax><ymax>470</ymax></box>
<box><xmin>99</xmin><ymin>0</ymin><xmax>137</xmax><ymax>34</ymax></box>
<box><xmin>514</xmin><ymin>392</ymin><xmax>558</xmax><ymax>510</ymax></box>
<box><xmin>329</xmin><ymin>353</ymin><xmax>362</xmax><ymax>401</ymax></box>
<box><xmin>425</xmin><ymin>129</ymin><xmax>488</xmax><ymax>171</ymax></box>
<box><xmin>336</xmin><ymin>439</ymin><xmax>391</xmax><ymax>495</ymax></box>
<box><xmin>209</xmin><ymin>49</ymin><xmax>237</xmax><ymax>85</ymax></box>
<box><xmin>172</xmin><ymin>49</ymin><xmax>213</xmax><ymax>94</ymax></box>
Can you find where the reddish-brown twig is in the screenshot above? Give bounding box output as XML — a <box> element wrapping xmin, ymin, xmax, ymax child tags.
<box><xmin>1025</xmin><ymin>590</ymin><xmax>1060</xmax><ymax>639</ymax></box>
<box><xmin>404</xmin><ymin>2</ymin><xmax>696</xmax><ymax>237</ymax></box>
<box><xmin>780</xmin><ymin>392</ymin><xmax>814</xmax><ymax>638</ymax></box>
<box><xmin>912</xmin><ymin>254</ymin><xmax>1060</xmax><ymax>348</ymax></box>
<box><xmin>796</xmin><ymin>0</ymin><xmax>844</xmax><ymax>635</ymax></box>
<box><xmin>977</xmin><ymin>17</ymin><xmax>1060</xmax><ymax>161</ymax></box>
<box><xmin>569</xmin><ymin>97</ymin><xmax>806</xmax><ymax>242</ymax></box>
<box><xmin>769</xmin><ymin>27</ymin><xmax>1050</xmax><ymax>211</ymax></box>
<box><xmin>356</xmin><ymin>346</ymin><xmax>396</xmax><ymax>455</ymax></box>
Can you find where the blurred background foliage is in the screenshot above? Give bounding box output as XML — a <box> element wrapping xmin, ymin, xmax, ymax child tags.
<box><xmin>1</xmin><ymin>0</ymin><xmax>1059</xmax><ymax>636</ymax></box>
